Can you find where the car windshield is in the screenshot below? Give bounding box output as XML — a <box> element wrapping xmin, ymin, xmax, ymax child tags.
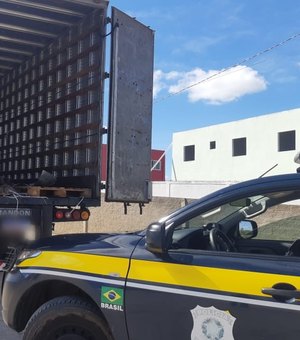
<box><xmin>174</xmin><ymin>190</ymin><xmax>300</xmax><ymax>231</ymax></box>
<box><xmin>174</xmin><ymin>194</ymin><xmax>271</xmax><ymax>230</ymax></box>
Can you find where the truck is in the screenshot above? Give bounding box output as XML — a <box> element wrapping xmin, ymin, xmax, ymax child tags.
<box><xmin>0</xmin><ymin>0</ymin><xmax>154</xmax><ymax>270</ymax></box>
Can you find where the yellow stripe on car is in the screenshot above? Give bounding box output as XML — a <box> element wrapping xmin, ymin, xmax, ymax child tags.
<box><xmin>18</xmin><ymin>251</ymin><xmax>129</xmax><ymax>278</ymax></box>
<box><xmin>128</xmin><ymin>259</ymin><xmax>300</xmax><ymax>298</ymax></box>
<box><xmin>18</xmin><ymin>252</ymin><xmax>300</xmax><ymax>300</ymax></box>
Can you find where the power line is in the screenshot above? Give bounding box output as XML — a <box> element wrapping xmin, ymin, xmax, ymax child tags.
<box><xmin>154</xmin><ymin>32</ymin><xmax>300</xmax><ymax>103</ymax></box>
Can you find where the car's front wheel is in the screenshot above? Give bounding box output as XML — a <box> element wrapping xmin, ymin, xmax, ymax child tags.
<box><xmin>23</xmin><ymin>296</ymin><xmax>111</xmax><ymax>340</ymax></box>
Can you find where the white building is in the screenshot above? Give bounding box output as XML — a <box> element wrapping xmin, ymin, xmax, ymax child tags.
<box><xmin>172</xmin><ymin>108</ymin><xmax>300</xmax><ymax>182</ymax></box>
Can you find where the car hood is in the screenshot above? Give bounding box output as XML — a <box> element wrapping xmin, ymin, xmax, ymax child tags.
<box><xmin>27</xmin><ymin>232</ymin><xmax>144</xmax><ymax>257</ymax></box>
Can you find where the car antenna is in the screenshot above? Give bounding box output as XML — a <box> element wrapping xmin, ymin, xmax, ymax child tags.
<box><xmin>259</xmin><ymin>164</ymin><xmax>278</xmax><ymax>178</ymax></box>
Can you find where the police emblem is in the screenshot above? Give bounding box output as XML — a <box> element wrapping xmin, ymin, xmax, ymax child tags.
<box><xmin>191</xmin><ymin>306</ymin><xmax>236</xmax><ymax>340</ymax></box>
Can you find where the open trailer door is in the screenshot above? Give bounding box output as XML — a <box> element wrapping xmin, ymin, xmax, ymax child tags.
<box><xmin>106</xmin><ymin>8</ymin><xmax>155</xmax><ymax>205</ymax></box>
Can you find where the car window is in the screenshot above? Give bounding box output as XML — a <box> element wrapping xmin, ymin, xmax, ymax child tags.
<box><xmin>171</xmin><ymin>190</ymin><xmax>300</xmax><ymax>256</ymax></box>
<box><xmin>174</xmin><ymin>204</ymin><xmax>239</xmax><ymax>230</ymax></box>
<box><xmin>173</xmin><ymin>194</ymin><xmax>267</xmax><ymax>233</ymax></box>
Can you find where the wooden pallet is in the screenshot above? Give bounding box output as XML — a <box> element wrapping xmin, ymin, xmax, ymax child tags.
<box><xmin>17</xmin><ymin>186</ymin><xmax>92</xmax><ymax>198</ymax></box>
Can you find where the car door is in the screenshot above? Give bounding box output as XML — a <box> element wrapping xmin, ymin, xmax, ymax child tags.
<box><xmin>126</xmin><ymin>246</ymin><xmax>300</xmax><ymax>340</ymax></box>
<box><xmin>125</xmin><ymin>187</ymin><xmax>300</xmax><ymax>340</ymax></box>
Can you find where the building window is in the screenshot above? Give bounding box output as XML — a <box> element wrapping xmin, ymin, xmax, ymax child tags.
<box><xmin>210</xmin><ymin>141</ymin><xmax>216</xmax><ymax>149</ymax></box>
<box><xmin>151</xmin><ymin>160</ymin><xmax>161</xmax><ymax>171</ymax></box>
<box><xmin>184</xmin><ymin>145</ymin><xmax>195</xmax><ymax>161</ymax></box>
<box><xmin>232</xmin><ymin>137</ymin><xmax>246</xmax><ymax>156</ymax></box>
<box><xmin>278</xmin><ymin>130</ymin><xmax>295</xmax><ymax>152</ymax></box>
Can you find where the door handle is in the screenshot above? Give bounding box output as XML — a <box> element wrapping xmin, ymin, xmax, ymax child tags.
<box><xmin>262</xmin><ymin>288</ymin><xmax>300</xmax><ymax>299</ymax></box>
<box><xmin>262</xmin><ymin>283</ymin><xmax>300</xmax><ymax>302</ymax></box>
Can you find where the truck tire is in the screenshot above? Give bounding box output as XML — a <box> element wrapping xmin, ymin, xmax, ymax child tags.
<box><xmin>23</xmin><ymin>296</ymin><xmax>112</xmax><ymax>340</ymax></box>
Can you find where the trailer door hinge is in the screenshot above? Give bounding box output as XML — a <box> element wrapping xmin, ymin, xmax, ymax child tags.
<box><xmin>105</xmin><ymin>17</ymin><xmax>111</xmax><ymax>25</ymax></box>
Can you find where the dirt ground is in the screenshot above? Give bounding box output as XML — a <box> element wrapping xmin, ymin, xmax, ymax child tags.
<box><xmin>54</xmin><ymin>196</ymin><xmax>186</xmax><ymax>235</ymax></box>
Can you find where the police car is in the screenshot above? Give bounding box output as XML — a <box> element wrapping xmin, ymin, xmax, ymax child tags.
<box><xmin>3</xmin><ymin>173</ymin><xmax>300</xmax><ymax>340</ymax></box>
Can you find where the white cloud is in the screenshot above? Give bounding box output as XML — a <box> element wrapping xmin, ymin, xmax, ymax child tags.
<box><xmin>153</xmin><ymin>70</ymin><xmax>182</xmax><ymax>98</ymax></box>
<box><xmin>153</xmin><ymin>70</ymin><xmax>166</xmax><ymax>98</ymax></box>
<box><xmin>166</xmin><ymin>66</ymin><xmax>267</xmax><ymax>105</ymax></box>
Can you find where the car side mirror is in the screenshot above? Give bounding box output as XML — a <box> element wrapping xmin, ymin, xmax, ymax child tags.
<box><xmin>145</xmin><ymin>222</ymin><xmax>166</xmax><ymax>254</ymax></box>
<box><xmin>238</xmin><ymin>220</ymin><xmax>258</xmax><ymax>239</ymax></box>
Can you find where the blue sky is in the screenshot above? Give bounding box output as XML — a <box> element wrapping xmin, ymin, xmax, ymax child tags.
<box><xmin>111</xmin><ymin>0</ymin><xmax>300</xmax><ymax>177</ymax></box>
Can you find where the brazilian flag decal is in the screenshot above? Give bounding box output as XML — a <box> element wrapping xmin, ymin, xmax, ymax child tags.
<box><xmin>101</xmin><ymin>286</ymin><xmax>124</xmax><ymax>306</ymax></box>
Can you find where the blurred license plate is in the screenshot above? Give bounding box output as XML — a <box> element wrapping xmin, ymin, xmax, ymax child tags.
<box><xmin>0</xmin><ymin>209</ymin><xmax>33</xmax><ymax>235</ymax></box>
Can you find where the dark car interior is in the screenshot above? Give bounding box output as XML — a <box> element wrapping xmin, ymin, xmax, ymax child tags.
<box><xmin>171</xmin><ymin>190</ymin><xmax>300</xmax><ymax>257</ymax></box>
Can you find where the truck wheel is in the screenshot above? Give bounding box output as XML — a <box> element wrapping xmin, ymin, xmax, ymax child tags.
<box><xmin>23</xmin><ymin>296</ymin><xmax>112</xmax><ymax>340</ymax></box>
